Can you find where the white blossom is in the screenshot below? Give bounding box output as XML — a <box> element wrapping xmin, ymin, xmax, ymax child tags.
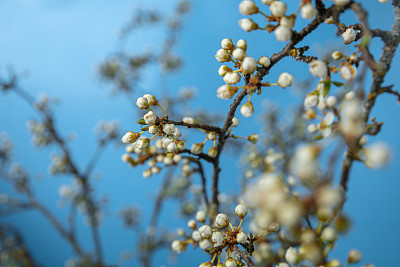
<box><xmin>215</xmin><ymin>213</ymin><xmax>229</xmax><ymax>227</ymax></box>
<box><xmin>163</xmin><ymin>124</ymin><xmax>176</xmax><ymax>135</ymax></box>
<box><xmin>309</xmin><ymin>60</ymin><xmax>328</xmax><ymax>77</ymax></box>
<box><xmin>223</xmin><ymin>72</ymin><xmax>241</xmax><ymax>84</ymax></box>
<box><xmin>143</xmin><ymin>94</ymin><xmax>157</xmax><ymax>105</ymax></box>
<box><xmin>340</xmin><ymin>65</ymin><xmax>358</xmax><ymax>81</ymax></box>
<box><xmin>217</xmin><ymin>85</ymin><xmax>238</xmax><ymax>99</ymax></box>
<box><xmin>332</xmin><ymin>51</ymin><xmax>342</xmax><ymax>60</ymax></box>
<box><xmin>270</xmin><ymin>1</ymin><xmax>287</xmax><ymax>17</ymax></box>
<box><xmin>198</xmin><ymin>225</ymin><xmax>212</xmax><ymax>238</ymax></box>
<box><xmin>174</xmin><ymin>128</ymin><xmax>181</xmax><ymax>138</ymax></box>
<box><xmin>365</xmin><ymin>142</ymin><xmax>391</xmax><ymax>168</ymax></box>
<box><xmin>262</xmin><ymin>0</ymin><xmax>275</xmax><ymax>4</ymax></box>
<box><xmin>277</xmin><ymin>72</ymin><xmax>293</xmax><ymax>88</ymax></box>
<box><xmin>171</xmin><ymin>240</ymin><xmax>185</xmax><ymax>253</ymax></box>
<box><xmin>122</xmin><ymin>131</ymin><xmax>139</xmax><ymax>144</ymax></box>
<box><xmin>211</xmin><ymin>231</ymin><xmax>224</xmax><ymax>247</ymax></box>
<box><xmin>215</xmin><ymin>49</ymin><xmax>231</xmax><ymax>62</ymax></box>
<box><xmin>225</xmin><ymin>257</ymin><xmax>236</xmax><ymax>267</ymax></box>
<box><xmin>136</xmin><ymin>97</ymin><xmax>149</xmax><ymax>109</ymax></box>
<box><xmin>182</xmin><ymin>117</ymin><xmax>195</xmax><ymax>124</ymax></box>
<box><xmin>143</xmin><ymin>111</ymin><xmax>156</xmax><ymax>125</ymax></box>
<box><xmin>242</xmin><ymin>57</ymin><xmax>257</xmax><ymax>74</ymax></box>
<box><xmin>231</xmin><ymin>117</ymin><xmax>240</xmax><ymax>127</ymax></box>
<box><xmin>136</xmin><ymin>138</ymin><xmax>149</xmax><ymax>151</ymax></box>
<box><xmin>166</xmin><ymin>142</ymin><xmax>177</xmax><ymax>153</ymax></box>
<box><xmin>232</xmin><ymin>48</ymin><xmax>246</xmax><ymax>61</ymax></box>
<box><xmin>326</xmin><ymin>95</ymin><xmax>337</xmax><ymax>107</ymax></box>
<box><xmin>274</xmin><ymin>25</ymin><xmax>292</xmax><ymax>41</ymax></box>
<box><xmin>301</xmin><ymin>3</ymin><xmax>316</xmax><ymax>19</ymax></box>
<box><xmin>192</xmin><ymin>230</ymin><xmax>202</xmax><ymax>241</ymax></box>
<box><xmin>236</xmin><ymin>232</ymin><xmax>247</xmax><ymax>243</ymax></box>
<box><xmin>196</xmin><ymin>210</ymin><xmax>207</xmax><ymax>222</ymax></box>
<box><xmin>239</xmin><ymin>1</ymin><xmax>258</xmax><ymax>15</ymax></box>
<box><xmin>239</xmin><ymin>18</ymin><xmax>257</xmax><ymax>32</ymax></box>
<box><xmin>121</xmin><ymin>153</ymin><xmax>132</xmax><ymax>163</ymax></box>
<box><xmin>208</xmin><ymin>147</ymin><xmax>218</xmax><ymax>158</ymax></box>
<box><xmin>240</xmin><ymin>101</ymin><xmax>254</xmax><ymax>117</ymax></box>
<box><xmin>199</xmin><ymin>239</ymin><xmax>213</xmax><ymax>249</ymax></box>
<box><xmin>342</xmin><ymin>28</ymin><xmax>356</xmax><ymax>44</ymax></box>
<box><xmin>321</xmin><ymin>227</ymin><xmax>338</xmax><ymax>242</ymax></box>
<box><xmin>148</xmin><ymin>125</ymin><xmax>158</xmax><ymax>134</ymax></box>
<box><xmin>258</xmin><ymin>56</ymin><xmax>271</xmax><ymax>68</ymax></box>
<box><xmin>304</xmin><ymin>94</ymin><xmax>319</xmax><ymax>108</ymax></box>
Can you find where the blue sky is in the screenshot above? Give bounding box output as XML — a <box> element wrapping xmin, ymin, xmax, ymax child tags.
<box><xmin>0</xmin><ymin>0</ymin><xmax>399</xmax><ymax>266</ymax></box>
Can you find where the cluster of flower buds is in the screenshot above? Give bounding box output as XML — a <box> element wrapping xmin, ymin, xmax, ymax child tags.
<box><xmin>215</xmin><ymin>37</ymin><xmax>293</xmax><ymax>118</ymax></box>
<box><xmin>171</xmin><ymin>204</ymin><xmax>259</xmax><ymax>267</ymax></box>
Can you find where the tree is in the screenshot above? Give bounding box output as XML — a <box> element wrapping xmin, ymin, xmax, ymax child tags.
<box><xmin>1</xmin><ymin>0</ymin><xmax>399</xmax><ymax>266</ymax></box>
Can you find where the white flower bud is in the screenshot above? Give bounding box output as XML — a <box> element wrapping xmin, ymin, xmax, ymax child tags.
<box><xmin>167</xmin><ymin>142</ymin><xmax>177</xmax><ymax>153</ymax></box>
<box><xmin>379</xmin><ymin>0</ymin><xmax>390</xmax><ymax>2</ymax></box>
<box><xmin>182</xmin><ymin>117</ymin><xmax>195</xmax><ymax>124</ymax></box>
<box><xmin>270</xmin><ymin>1</ymin><xmax>287</xmax><ymax>17</ymax></box>
<box><xmin>321</xmin><ymin>227</ymin><xmax>338</xmax><ymax>242</ymax></box>
<box><xmin>277</xmin><ymin>263</ymin><xmax>290</xmax><ymax>267</ymax></box>
<box><xmin>225</xmin><ymin>257</ymin><xmax>236</xmax><ymax>267</ymax></box>
<box><xmin>242</xmin><ymin>57</ymin><xmax>257</xmax><ymax>74</ymax></box>
<box><xmin>258</xmin><ymin>56</ymin><xmax>271</xmax><ymax>68</ymax></box>
<box><xmin>301</xmin><ymin>3</ymin><xmax>316</xmax><ymax>19</ymax></box>
<box><xmin>348</xmin><ymin>249</ymin><xmax>362</xmax><ymax>263</ymax></box>
<box><xmin>143</xmin><ymin>169</ymin><xmax>151</xmax><ymax>178</ymax></box>
<box><xmin>156</xmin><ymin>154</ymin><xmax>164</xmax><ymax>162</ymax></box>
<box><xmin>196</xmin><ymin>210</ymin><xmax>207</xmax><ymax>222</ymax></box>
<box><xmin>248</xmin><ymin>134</ymin><xmax>259</xmax><ymax>144</ymax></box>
<box><xmin>236</xmin><ymin>39</ymin><xmax>247</xmax><ymax>50</ymax></box>
<box><xmin>232</xmin><ymin>48</ymin><xmax>246</xmax><ymax>61</ymax></box>
<box><xmin>221</xmin><ymin>38</ymin><xmax>234</xmax><ymax>50</ymax></box>
<box><xmin>207</xmin><ymin>132</ymin><xmax>217</xmax><ymax>140</ymax></box>
<box><xmin>215</xmin><ymin>213</ymin><xmax>229</xmax><ymax>227</ymax></box>
<box><xmin>274</xmin><ymin>25</ymin><xmax>292</xmax><ymax>41</ymax></box>
<box><xmin>215</xmin><ymin>49</ymin><xmax>231</xmax><ymax>63</ymax></box>
<box><xmin>277</xmin><ymin>72</ymin><xmax>294</xmax><ymax>88</ymax></box>
<box><xmin>198</xmin><ymin>225</ymin><xmax>212</xmax><ymax>239</ymax></box>
<box><xmin>239</xmin><ymin>1</ymin><xmax>258</xmax><ymax>15</ymax></box>
<box><xmin>309</xmin><ymin>60</ymin><xmax>328</xmax><ymax>77</ymax></box>
<box><xmin>163</xmin><ymin>156</ymin><xmax>173</xmax><ymax>165</ymax></box>
<box><xmin>136</xmin><ymin>138</ymin><xmax>149</xmax><ymax>151</ymax></box>
<box><xmin>151</xmin><ymin>166</ymin><xmax>160</xmax><ymax>174</ymax></box>
<box><xmin>342</xmin><ymin>28</ymin><xmax>356</xmax><ymax>44</ymax></box>
<box><xmin>325</xmin><ymin>16</ymin><xmax>334</xmax><ymax>24</ymax></box>
<box><xmin>326</xmin><ymin>95</ymin><xmax>337</xmax><ymax>107</ymax></box>
<box><xmin>162</xmin><ymin>137</ymin><xmax>173</xmax><ymax>148</ymax></box>
<box><xmin>240</xmin><ymin>101</ymin><xmax>254</xmax><ymax>117</ymax></box>
<box><xmin>217</xmin><ymin>85</ymin><xmax>238</xmax><ymax>99</ymax></box>
<box><xmin>199</xmin><ymin>262</ymin><xmax>212</xmax><ymax>267</ymax></box>
<box><xmin>121</xmin><ymin>153</ymin><xmax>132</xmax><ymax>163</ymax></box>
<box><xmin>332</xmin><ymin>51</ymin><xmax>342</xmax><ymax>60</ymax></box>
<box><xmin>304</xmin><ymin>94</ymin><xmax>319</xmax><ymax>108</ymax></box>
<box><xmin>231</xmin><ymin>117</ymin><xmax>240</xmax><ymax>127</ymax></box>
<box><xmin>163</xmin><ymin>124</ymin><xmax>176</xmax><ymax>135</ymax></box>
<box><xmin>148</xmin><ymin>125</ymin><xmax>158</xmax><ymax>135</ymax></box>
<box><xmin>307</xmin><ymin>124</ymin><xmax>318</xmax><ymax>133</ymax></box>
<box><xmin>122</xmin><ymin>131</ymin><xmax>139</xmax><ymax>144</ymax></box>
<box><xmin>334</xmin><ymin>0</ymin><xmax>351</xmax><ymax>6</ymax></box>
<box><xmin>174</xmin><ymin>128</ymin><xmax>181</xmax><ymax>138</ymax></box>
<box><xmin>239</xmin><ymin>18</ymin><xmax>257</xmax><ymax>32</ymax></box>
<box><xmin>191</xmin><ymin>143</ymin><xmax>204</xmax><ymax>155</ymax></box>
<box><xmin>192</xmin><ymin>230</ymin><xmax>202</xmax><ymax>241</ymax></box>
<box><xmin>218</xmin><ymin>65</ymin><xmax>230</xmax><ymax>76</ymax></box>
<box><xmin>235</xmin><ymin>204</ymin><xmax>248</xmax><ymax>218</ymax></box>
<box><xmin>171</xmin><ymin>240</ymin><xmax>185</xmax><ymax>253</ymax></box>
<box><xmin>236</xmin><ymin>232</ymin><xmax>247</xmax><ymax>244</ymax></box>
<box><xmin>187</xmin><ymin>219</ymin><xmax>197</xmax><ymax>229</ymax></box>
<box><xmin>143</xmin><ymin>111</ymin><xmax>157</xmax><ymax>125</ymax></box>
<box><xmin>172</xmin><ymin>154</ymin><xmax>181</xmax><ymax>163</ymax></box>
<box><xmin>223</xmin><ymin>72</ymin><xmax>241</xmax><ymax>85</ymax></box>
<box><xmin>280</xmin><ymin>16</ymin><xmax>295</xmax><ymax>28</ymax></box>
<box><xmin>285</xmin><ymin>247</ymin><xmax>299</xmax><ymax>265</ymax></box>
<box><xmin>345</xmin><ymin>91</ymin><xmax>356</xmax><ymax>100</ymax></box>
<box><xmin>340</xmin><ymin>65</ymin><xmax>358</xmax><ymax>81</ymax></box>
<box><xmin>364</xmin><ymin>142</ymin><xmax>391</xmax><ymax>168</ymax></box>
<box><xmin>136</xmin><ymin>97</ymin><xmax>149</xmax><ymax>109</ymax></box>
<box><xmin>211</xmin><ymin>231</ymin><xmax>224</xmax><ymax>247</ymax></box>
<box><xmin>208</xmin><ymin>147</ymin><xmax>218</xmax><ymax>158</ymax></box>
<box><xmin>199</xmin><ymin>239</ymin><xmax>213</xmax><ymax>250</ymax></box>
<box><xmin>143</xmin><ymin>94</ymin><xmax>157</xmax><ymax>105</ymax></box>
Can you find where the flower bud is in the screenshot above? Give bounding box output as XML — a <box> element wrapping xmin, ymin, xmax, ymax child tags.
<box><xmin>274</xmin><ymin>25</ymin><xmax>292</xmax><ymax>41</ymax></box>
<box><xmin>176</xmin><ymin>140</ymin><xmax>186</xmax><ymax>150</ymax></box>
<box><xmin>215</xmin><ymin>213</ymin><xmax>229</xmax><ymax>227</ymax></box>
<box><xmin>240</xmin><ymin>101</ymin><xmax>254</xmax><ymax>117</ymax></box>
<box><xmin>342</xmin><ymin>28</ymin><xmax>356</xmax><ymax>44</ymax></box>
<box><xmin>236</xmin><ymin>39</ymin><xmax>247</xmax><ymax>50</ymax></box>
<box><xmin>217</xmin><ymin>85</ymin><xmax>238</xmax><ymax>99</ymax></box>
<box><xmin>163</xmin><ymin>124</ymin><xmax>176</xmax><ymax>135</ymax></box>
<box><xmin>215</xmin><ymin>49</ymin><xmax>231</xmax><ymax>63</ymax></box>
<box><xmin>122</xmin><ymin>131</ymin><xmax>140</xmax><ymax>144</ymax></box>
<box><xmin>223</xmin><ymin>72</ymin><xmax>241</xmax><ymax>85</ymax></box>
<box><xmin>144</xmin><ymin>111</ymin><xmax>157</xmax><ymax>125</ymax></box>
<box><xmin>258</xmin><ymin>56</ymin><xmax>271</xmax><ymax>68</ymax></box>
<box><xmin>143</xmin><ymin>169</ymin><xmax>152</xmax><ymax>178</ymax></box>
<box><xmin>348</xmin><ymin>249</ymin><xmax>362</xmax><ymax>263</ymax></box>
<box><xmin>136</xmin><ymin>138</ymin><xmax>150</xmax><ymax>151</ymax></box>
<box><xmin>143</xmin><ymin>94</ymin><xmax>157</xmax><ymax>105</ymax></box>
<box><xmin>207</xmin><ymin>132</ymin><xmax>217</xmax><ymax>140</ymax></box>
<box><xmin>148</xmin><ymin>125</ymin><xmax>158</xmax><ymax>135</ymax></box>
<box><xmin>167</xmin><ymin>142</ymin><xmax>177</xmax><ymax>153</ymax></box>
<box><xmin>136</xmin><ymin>97</ymin><xmax>149</xmax><ymax>109</ymax></box>
<box><xmin>182</xmin><ymin>117</ymin><xmax>195</xmax><ymax>124</ymax></box>
<box><xmin>247</xmin><ymin>134</ymin><xmax>259</xmax><ymax>144</ymax></box>
<box><xmin>340</xmin><ymin>65</ymin><xmax>358</xmax><ymax>81</ymax></box>
<box><xmin>221</xmin><ymin>38</ymin><xmax>234</xmax><ymax>50</ymax></box>
<box><xmin>196</xmin><ymin>210</ymin><xmax>207</xmax><ymax>223</ymax></box>
<box><xmin>225</xmin><ymin>257</ymin><xmax>236</xmax><ymax>267</ymax></box>
<box><xmin>208</xmin><ymin>146</ymin><xmax>218</xmax><ymax>158</ymax></box>
<box><xmin>232</xmin><ymin>48</ymin><xmax>246</xmax><ymax>61</ymax></box>
<box><xmin>321</xmin><ymin>227</ymin><xmax>338</xmax><ymax>243</ymax></box>
<box><xmin>187</xmin><ymin>219</ymin><xmax>197</xmax><ymax>229</ymax></box>
<box><xmin>277</xmin><ymin>72</ymin><xmax>294</xmax><ymax>88</ymax></box>
<box><xmin>171</xmin><ymin>240</ymin><xmax>186</xmax><ymax>253</ymax></box>
<box><xmin>285</xmin><ymin>247</ymin><xmax>299</xmax><ymax>265</ymax></box>
<box><xmin>309</xmin><ymin>60</ymin><xmax>328</xmax><ymax>77</ymax></box>
<box><xmin>326</xmin><ymin>95</ymin><xmax>337</xmax><ymax>107</ymax></box>
<box><xmin>239</xmin><ymin>18</ymin><xmax>257</xmax><ymax>32</ymax></box>
<box><xmin>199</xmin><ymin>239</ymin><xmax>213</xmax><ymax>250</ymax></box>
<box><xmin>301</xmin><ymin>3</ymin><xmax>316</xmax><ymax>19</ymax></box>
<box><xmin>235</xmin><ymin>204</ymin><xmax>248</xmax><ymax>218</ymax></box>
<box><xmin>332</xmin><ymin>51</ymin><xmax>342</xmax><ymax>60</ymax></box>
<box><xmin>211</xmin><ymin>231</ymin><xmax>224</xmax><ymax>247</ymax></box>
<box><xmin>199</xmin><ymin>261</ymin><xmax>212</xmax><ymax>267</ymax></box>
<box><xmin>236</xmin><ymin>232</ymin><xmax>247</xmax><ymax>244</ymax></box>
<box><xmin>218</xmin><ymin>65</ymin><xmax>230</xmax><ymax>76</ymax></box>
<box><xmin>231</xmin><ymin>117</ymin><xmax>240</xmax><ymax>127</ymax></box>
<box><xmin>270</xmin><ymin>1</ymin><xmax>287</xmax><ymax>17</ymax></box>
<box><xmin>242</xmin><ymin>57</ymin><xmax>257</xmax><ymax>74</ymax></box>
<box><xmin>192</xmin><ymin>230</ymin><xmax>201</xmax><ymax>241</ymax></box>
<box><xmin>191</xmin><ymin>143</ymin><xmax>204</xmax><ymax>155</ymax></box>
<box><xmin>239</xmin><ymin>0</ymin><xmax>258</xmax><ymax>15</ymax></box>
<box><xmin>304</xmin><ymin>94</ymin><xmax>319</xmax><ymax>108</ymax></box>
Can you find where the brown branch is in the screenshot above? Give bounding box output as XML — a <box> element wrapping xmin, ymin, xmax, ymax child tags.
<box><xmin>193</xmin><ymin>160</ymin><xmax>210</xmax><ymax>209</ymax></box>
<box><xmin>165</xmin><ymin>119</ymin><xmax>222</xmax><ymax>133</ymax></box>
<box><xmin>340</xmin><ymin>0</ymin><xmax>400</xmax><ymax>192</ymax></box>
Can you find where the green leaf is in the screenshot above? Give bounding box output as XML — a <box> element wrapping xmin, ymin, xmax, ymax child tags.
<box><xmin>332</xmin><ymin>81</ymin><xmax>344</xmax><ymax>87</ymax></box>
<box><xmin>322</xmin><ymin>80</ymin><xmax>331</xmax><ymax>98</ymax></box>
<box><xmin>137</xmin><ymin>119</ymin><xmax>146</xmax><ymax>125</ymax></box>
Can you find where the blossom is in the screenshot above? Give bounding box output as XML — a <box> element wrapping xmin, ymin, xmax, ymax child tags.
<box><xmin>240</xmin><ymin>101</ymin><xmax>254</xmax><ymax>117</ymax></box>
<box><xmin>239</xmin><ymin>18</ymin><xmax>257</xmax><ymax>32</ymax></box>
<box><xmin>211</xmin><ymin>231</ymin><xmax>224</xmax><ymax>247</ymax></box>
<box><xmin>171</xmin><ymin>240</ymin><xmax>186</xmax><ymax>253</ymax></box>
<box><xmin>192</xmin><ymin>230</ymin><xmax>202</xmax><ymax>241</ymax></box>
<box><xmin>215</xmin><ymin>49</ymin><xmax>231</xmax><ymax>62</ymax></box>
<box><xmin>277</xmin><ymin>72</ymin><xmax>293</xmax><ymax>88</ymax></box>
<box><xmin>167</xmin><ymin>142</ymin><xmax>177</xmax><ymax>153</ymax></box>
<box><xmin>122</xmin><ymin>131</ymin><xmax>140</xmax><ymax>144</ymax></box>
<box><xmin>198</xmin><ymin>225</ymin><xmax>212</xmax><ymax>238</ymax></box>
<box><xmin>143</xmin><ymin>111</ymin><xmax>156</xmax><ymax>125</ymax></box>
<box><xmin>340</xmin><ymin>65</ymin><xmax>358</xmax><ymax>81</ymax></box>
<box><xmin>182</xmin><ymin>117</ymin><xmax>195</xmax><ymax>124</ymax></box>
<box><xmin>143</xmin><ymin>94</ymin><xmax>157</xmax><ymax>105</ymax></box>
<box><xmin>274</xmin><ymin>25</ymin><xmax>292</xmax><ymax>41</ymax></box>
<box><xmin>136</xmin><ymin>138</ymin><xmax>149</xmax><ymax>151</ymax></box>
<box><xmin>217</xmin><ymin>85</ymin><xmax>238</xmax><ymax>99</ymax></box>
<box><xmin>342</xmin><ymin>28</ymin><xmax>356</xmax><ymax>44</ymax></box>
<box><xmin>148</xmin><ymin>125</ymin><xmax>158</xmax><ymax>134</ymax></box>
<box><xmin>326</xmin><ymin>96</ymin><xmax>337</xmax><ymax>107</ymax></box>
<box><xmin>223</xmin><ymin>72</ymin><xmax>241</xmax><ymax>84</ymax></box>
<box><xmin>364</xmin><ymin>142</ymin><xmax>392</xmax><ymax>168</ymax></box>
<box><xmin>301</xmin><ymin>3</ymin><xmax>316</xmax><ymax>19</ymax></box>
<box><xmin>163</xmin><ymin>124</ymin><xmax>176</xmax><ymax>135</ymax></box>
<box><xmin>280</xmin><ymin>16</ymin><xmax>295</xmax><ymax>28</ymax></box>
<box><xmin>239</xmin><ymin>1</ymin><xmax>258</xmax><ymax>15</ymax></box>
<box><xmin>332</xmin><ymin>51</ymin><xmax>342</xmax><ymax>60</ymax></box>
<box><xmin>199</xmin><ymin>239</ymin><xmax>213</xmax><ymax>250</ymax></box>
<box><xmin>304</xmin><ymin>94</ymin><xmax>319</xmax><ymax>108</ymax></box>
<box><xmin>215</xmin><ymin>213</ymin><xmax>229</xmax><ymax>227</ymax></box>
<box><xmin>309</xmin><ymin>60</ymin><xmax>328</xmax><ymax>77</ymax></box>
<box><xmin>270</xmin><ymin>1</ymin><xmax>287</xmax><ymax>17</ymax></box>
<box><xmin>225</xmin><ymin>257</ymin><xmax>236</xmax><ymax>267</ymax></box>
<box><xmin>136</xmin><ymin>97</ymin><xmax>149</xmax><ymax>109</ymax></box>
<box><xmin>231</xmin><ymin>117</ymin><xmax>240</xmax><ymax>127</ymax></box>
<box><xmin>242</xmin><ymin>57</ymin><xmax>257</xmax><ymax>74</ymax></box>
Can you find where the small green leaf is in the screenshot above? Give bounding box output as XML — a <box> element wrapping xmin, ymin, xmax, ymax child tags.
<box><xmin>332</xmin><ymin>81</ymin><xmax>344</xmax><ymax>87</ymax></box>
<box><xmin>137</xmin><ymin>119</ymin><xmax>146</xmax><ymax>125</ymax></box>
